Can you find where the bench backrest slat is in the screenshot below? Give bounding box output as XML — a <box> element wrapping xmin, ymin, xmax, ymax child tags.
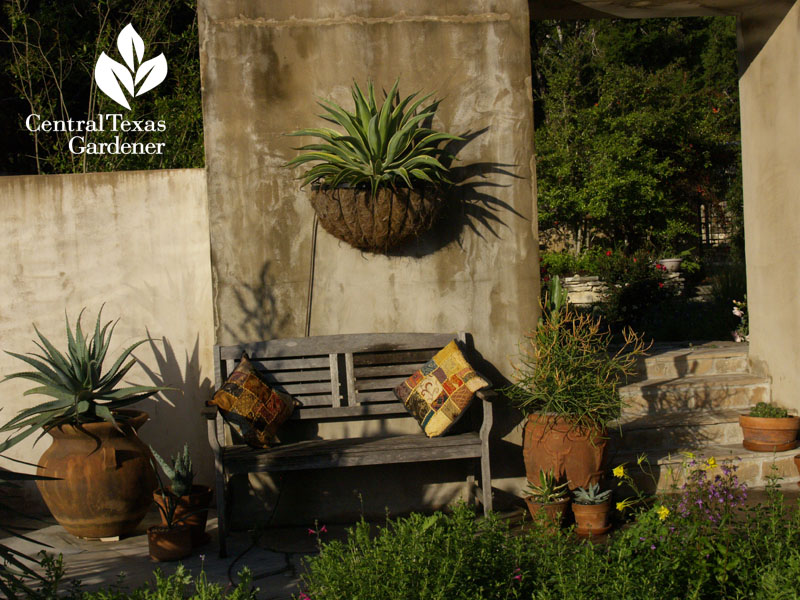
<box><xmin>214</xmin><ymin>332</ymin><xmax>465</xmax><ymax>422</ymax></box>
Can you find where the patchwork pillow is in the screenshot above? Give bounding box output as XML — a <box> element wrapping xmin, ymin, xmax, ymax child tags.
<box><xmin>209</xmin><ymin>353</ymin><xmax>296</xmax><ymax>448</ymax></box>
<box><xmin>394</xmin><ymin>340</ymin><xmax>490</xmax><ymax>438</ymax></box>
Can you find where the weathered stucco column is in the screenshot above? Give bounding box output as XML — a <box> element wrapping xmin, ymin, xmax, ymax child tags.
<box><xmin>738</xmin><ymin>1</ymin><xmax>800</xmax><ymax>412</ymax></box>
<box><xmin>198</xmin><ymin>1</ymin><xmax>539</xmax><ymax>519</ymax></box>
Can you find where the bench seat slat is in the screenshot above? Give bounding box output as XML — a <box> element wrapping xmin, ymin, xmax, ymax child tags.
<box><xmin>354</xmin><ymin>378</ymin><xmax>405</xmax><ymax>391</ymax></box>
<box><xmin>222</xmin><ymin>432</ymin><xmax>482</xmax><ymax>473</ymax></box>
<box><xmin>352</xmin><ymin>349</ymin><xmax>440</xmax><ymax>367</ymax></box>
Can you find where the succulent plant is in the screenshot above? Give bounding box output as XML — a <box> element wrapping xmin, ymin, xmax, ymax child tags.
<box><xmin>0</xmin><ymin>308</ymin><xmax>166</xmax><ymax>452</ymax></box>
<box><xmin>748</xmin><ymin>402</ymin><xmax>790</xmax><ymax>419</ymax></box>
<box><xmin>573</xmin><ymin>483</ymin><xmax>612</xmax><ymax>505</ymax></box>
<box><xmin>150</xmin><ymin>443</ymin><xmax>195</xmax><ymax>497</ymax></box>
<box><xmin>285</xmin><ymin>79</ymin><xmax>462</xmax><ymax>197</ymax></box>
<box><xmin>525</xmin><ymin>468</ymin><xmax>570</xmax><ymax>504</ymax></box>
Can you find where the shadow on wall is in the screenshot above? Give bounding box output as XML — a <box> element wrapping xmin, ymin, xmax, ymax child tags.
<box><xmin>137</xmin><ymin>334</ymin><xmax>215</xmax><ymax>481</ymax></box>
<box><xmin>224</xmin><ymin>262</ymin><xmax>290</xmax><ymax>343</ymax></box>
<box><xmin>387</xmin><ymin>128</ymin><xmax>527</xmax><ymax>258</ymax></box>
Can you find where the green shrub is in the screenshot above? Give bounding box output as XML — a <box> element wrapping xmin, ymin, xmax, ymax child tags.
<box><xmin>749</xmin><ymin>402</ymin><xmax>790</xmax><ymax>418</ymax></box>
<box><xmin>299</xmin><ymin>467</ymin><xmax>800</xmax><ymax>600</ymax></box>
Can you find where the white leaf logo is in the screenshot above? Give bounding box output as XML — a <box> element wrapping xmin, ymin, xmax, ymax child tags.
<box><xmin>94</xmin><ymin>24</ymin><xmax>168</xmax><ymax>110</ymax></box>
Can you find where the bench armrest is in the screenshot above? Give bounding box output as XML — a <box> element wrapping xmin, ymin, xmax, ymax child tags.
<box><xmin>475</xmin><ymin>389</ymin><xmax>498</xmax><ymax>402</ymax></box>
<box><xmin>202</xmin><ymin>404</ymin><xmax>218</xmax><ymax>420</ymax></box>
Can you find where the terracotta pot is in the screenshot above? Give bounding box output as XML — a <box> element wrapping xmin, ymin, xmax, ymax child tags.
<box><xmin>147</xmin><ymin>524</ymin><xmax>192</xmax><ymax>562</ymax></box>
<box><xmin>153</xmin><ymin>485</ymin><xmax>213</xmax><ymax>547</ymax></box>
<box><xmin>36</xmin><ymin>409</ymin><xmax>157</xmax><ymax>538</ymax></box>
<box><xmin>739</xmin><ymin>414</ymin><xmax>800</xmax><ymax>452</ymax></box>
<box><xmin>572</xmin><ymin>500</ymin><xmax>613</xmax><ymax>536</ymax></box>
<box><xmin>310</xmin><ymin>186</ymin><xmax>441</xmax><ymax>253</ymax></box>
<box><xmin>523</xmin><ymin>414</ymin><xmax>608</xmax><ymax>490</ymax></box>
<box><xmin>524</xmin><ymin>497</ymin><xmax>570</xmax><ymax>528</ymax></box>
<box><xmin>793</xmin><ymin>455</ymin><xmax>800</xmax><ymax>487</ymax></box>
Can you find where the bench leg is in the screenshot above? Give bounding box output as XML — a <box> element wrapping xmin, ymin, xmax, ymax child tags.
<box><xmin>216</xmin><ymin>467</ymin><xmax>229</xmax><ymax>558</ymax></box>
<box><xmin>480</xmin><ymin>450</ymin><xmax>492</xmax><ymax>515</ymax></box>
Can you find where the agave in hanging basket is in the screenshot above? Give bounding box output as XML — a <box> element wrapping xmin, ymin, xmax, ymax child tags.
<box><xmin>0</xmin><ymin>307</ymin><xmax>166</xmax><ymax>452</ymax></box>
<box><xmin>285</xmin><ymin>79</ymin><xmax>463</xmax><ymax>252</ymax></box>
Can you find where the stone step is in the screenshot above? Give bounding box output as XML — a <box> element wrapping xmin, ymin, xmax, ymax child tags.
<box><xmin>610</xmin><ymin>409</ymin><xmax>743</xmax><ymax>451</ymax></box>
<box><xmin>631</xmin><ymin>342</ymin><xmax>749</xmax><ymax>380</ymax></box>
<box><xmin>619</xmin><ymin>373</ymin><xmax>770</xmax><ymax>413</ymax></box>
<box><xmin>608</xmin><ymin>444</ymin><xmax>800</xmax><ymax>492</ymax></box>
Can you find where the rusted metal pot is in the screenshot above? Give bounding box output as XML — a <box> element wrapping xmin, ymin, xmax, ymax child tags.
<box><xmin>739</xmin><ymin>414</ymin><xmax>800</xmax><ymax>452</ymax></box>
<box><xmin>310</xmin><ymin>186</ymin><xmax>441</xmax><ymax>253</ymax></box>
<box><xmin>523</xmin><ymin>414</ymin><xmax>608</xmax><ymax>491</ymax></box>
<box><xmin>36</xmin><ymin>409</ymin><xmax>157</xmax><ymax>538</ymax></box>
<box><xmin>153</xmin><ymin>485</ymin><xmax>213</xmax><ymax>547</ymax></box>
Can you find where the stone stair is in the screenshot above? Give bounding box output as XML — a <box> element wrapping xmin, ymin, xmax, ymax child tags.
<box><xmin>608</xmin><ymin>342</ymin><xmax>800</xmax><ymax>490</ymax></box>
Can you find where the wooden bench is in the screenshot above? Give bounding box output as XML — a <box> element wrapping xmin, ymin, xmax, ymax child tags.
<box><xmin>204</xmin><ymin>332</ymin><xmax>495</xmax><ymax>557</ymax></box>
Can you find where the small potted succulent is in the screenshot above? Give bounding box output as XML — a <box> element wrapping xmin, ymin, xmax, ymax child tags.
<box><xmin>151</xmin><ymin>444</ymin><xmax>212</xmax><ymax>547</ymax></box>
<box><xmin>572</xmin><ymin>483</ymin><xmax>613</xmax><ymax>536</ymax></box>
<box><xmin>148</xmin><ymin>460</ymin><xmax>192</xmax><ymax>562</ymax></box>
<box><xmin>506</xmin><ymin>276</ymin><xmax>648</xmax><ymax>490</ymax></box>
<box><xmin>285</xmin><ymin>78</ymin><xmax>462</xmax><ymax>253</ymax></box>
<box><xmin>524</xmin><ymin>468</ymin><xmax>570</xmax><ymax>528</ymax></box>
<box><xmin>739</xmin><ymin>402</ymin><xmax>800</xmax><ymax>452</ymax></box>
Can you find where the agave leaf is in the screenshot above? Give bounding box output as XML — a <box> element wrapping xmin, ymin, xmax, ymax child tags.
<box><xmin>32</xmin><ymin>326</ymin><xmax>73</xmax><ymax>378</ymax></box>
<box><xmin>366</xmin><ymin>113</ymin><xmax>380</xmax><ymax>161</ymax></box>
<box><xmin>95</xmin><ymin>338</ymin><xmax>149</xmax><ymax>388</ymax></box>
<box><xmin>0</xmin><ymin>399</ymin><xmax>73</xmax><ymax>431</ymax></box>
<box><xmin>4</xmin><ymin>351</ymin><xmax>69</xmax><ymax>390</ymax></box>
<box><xmin>93</xmin><ymin>405</ymin><xmax>118</xmax><ymax>429</ymax></box>
<box><xmin>285</xmin><ymin>127</ymin><xmax>343</xmax><ymax>141</ymax></box>
<box><xmin>366</xmin><ymin>80</ymin><xmax>377</xmax><ymax>112</ymax></box>
<box><xmin>409</xmin><ymin>168</ymin><xmax>435</xmax><ymax>183</ymax></box>
<box><xmin>0</xmin><ymin>419</ymin><xmax>53</xmax><ymax>452</ymax></box>
<box><xmin>399</xmin><ymin>154</ymin><xmax>448</xmax><ymax>172</ymax></box>
<box><xmin>99</xmin><ymin>385</ymin><xmax>165</xmax><ymax>400</ymax></box>
<box><xmin>395</xmin><ymin>167</ymin><xmax>413</xmax><ymax>188</ymax></box>
<box><xmin>400</xmin><ymin>92</ymin><xmax>435</xmax><ymax>126</ymax></box>
<box><xmin>377</xmin><ymin>79</ymin><xmax>399</xmax><ymax>155</ymax></box>
<box><xmin>351</xmin><ymin>81</ymin><xmax>372</xmax><ymax>131</ymax></box>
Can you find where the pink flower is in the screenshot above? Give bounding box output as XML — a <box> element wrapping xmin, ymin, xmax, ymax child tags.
<box><xmin>307</xmin><ymin>528</ymin><xmax>316</xmax><ymax>535</ymax></box>
<box><xmin>319</xmin><ymin>525</ymin><xmax>327</xmax><ymax>533</ymax></box>
<box><xmin>658</xmin><ymin>282</ymin><xmax>664</xmax><ymax>288</ymax></box>
<box><xmin>606</xmin><ymin>250</ymin><xmax>612</xmax><ymax>256</ymax></box>
<box><xmin>633</xmin><ymin>258</ymin><xmax>637</xmax><ymax>263</ymax></box>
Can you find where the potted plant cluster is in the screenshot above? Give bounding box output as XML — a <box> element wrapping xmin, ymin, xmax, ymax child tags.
<box><xmin>285</xmin><ymin>78</ymin><xmax>462</xmax><ymax>253</ymax></box>
<box><xmin>0</xmin><ymin>308</ymin><xmax>166</xmax><ymax>538</ymax></box>
<box><xmin>151</xmin><ymin>444</ymin><xmax>212</xmax><ymax>547</ymax></box>
<box><xmin>739</xmin><ymin>401</ymin><xmax>800</xmax><ymax>452</ymax></box>
<box><xmin>572</xmin><ymin>483</ymin><xmax>613</xmax><ymax>536</ymax></box>
<box><xmin>505</xmin><ymin>276</ymin><xmax>648</xmax><ymax>490</ymax></box>
<box><xmin>524</xmin><ymin>468</ymin><xmax>570</xmax><ymax>528</ymax></box>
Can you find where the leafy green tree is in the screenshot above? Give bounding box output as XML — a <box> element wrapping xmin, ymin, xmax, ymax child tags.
<box><xmin>0</xmin><ymin>0</ymin><xmax>203</xmax><ymax>174</ymax></box>
<box><xmin>533</xmin><ymin>18</ymin><xmax>742</xmax><ymax>256</ymax></box>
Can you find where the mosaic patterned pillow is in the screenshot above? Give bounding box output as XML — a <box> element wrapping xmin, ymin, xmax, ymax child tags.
<box><xmin>209</xmin><ymin>354</ymin><xmax>296</xmax><ymax>448</ymax></box>
<box><xmin>394</xmin><ymin>340</ymin><xmax>490</xmax><ymax>438</ymax></box>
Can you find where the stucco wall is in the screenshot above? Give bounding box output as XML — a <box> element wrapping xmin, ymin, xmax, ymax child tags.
<box><xmin>0</xmin><ymin>169</ymin><xmax>216</xmax><ymax>489</ymax></box>
<box><xmin>739</xmin><ymin>1</ymin><xmax>800</xmax><ymax>412</ymax></box>
<box><xmin>198</xmin><ymin>0</ymin><xmax>539</xmax><ymax>520</ymax></box>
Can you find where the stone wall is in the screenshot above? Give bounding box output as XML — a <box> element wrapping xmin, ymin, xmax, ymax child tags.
<box><xmin>198</xmin><ymin>0</ymin><xmax>539</xmax><ymax>521</ymax></box>
<box><xmin>0</xmin><ymin>170</ymin><xmax>216</xmax><ymax>490</ymax></box>
<box><xmin>739</xmin><ymin>1</ymin><xmax>800</xmax><ymax>410</ymax></box>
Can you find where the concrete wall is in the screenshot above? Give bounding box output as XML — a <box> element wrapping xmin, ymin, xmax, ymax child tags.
<box><xmin>198</xmin><ymin>0</ymin><xmax>539</xmax><ymax>520</ymax></box>
<box><xmin>0</xmin><ymin>170</ymin><xmax>216</xmax><ymax>489</ymax></box>
<box><xmin>739</xmin><ymin>1</ymin><xmax>800</xmax><ymax>411</ymax></box>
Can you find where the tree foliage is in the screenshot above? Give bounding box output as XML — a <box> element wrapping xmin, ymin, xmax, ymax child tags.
<box><xmin>0</xmin><ymin>0</ymin><xmax>203</xmax><ymax>174</ymax></box>
<box><xmin>533</xmin><ymin>18</ymin><xmax>742</xmax><ymax>256</ymax></box>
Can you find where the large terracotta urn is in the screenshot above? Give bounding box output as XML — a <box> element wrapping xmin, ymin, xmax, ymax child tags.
<box><xmin>36</xmin><ymin>409</ymin><xmax>157</xmax><ymax>538</ymax></box>
<box><xmin>523</xmin><ymin>414</ymin><xmax>607</xmax><ymax>490</ymax></box>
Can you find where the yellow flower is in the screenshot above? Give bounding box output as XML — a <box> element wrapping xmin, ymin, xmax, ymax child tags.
<box><xmin>706</xmin><ymin>457</ymin><xmax>717</xmax><ymax>469</ymax></box>
<box><xmin>613</xmin><ymin>465</ymin><xmax>626</xmax><ymax>478</ymax></box>
<box><xmin>656</xmin><ymin>505</ymin><xmax>670</xmax><ymax>521</ymax></box>
<box><xmin>616</xmin><ymin>498</ymin><xmax>634</xmax><ymax>512</ymax></box>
